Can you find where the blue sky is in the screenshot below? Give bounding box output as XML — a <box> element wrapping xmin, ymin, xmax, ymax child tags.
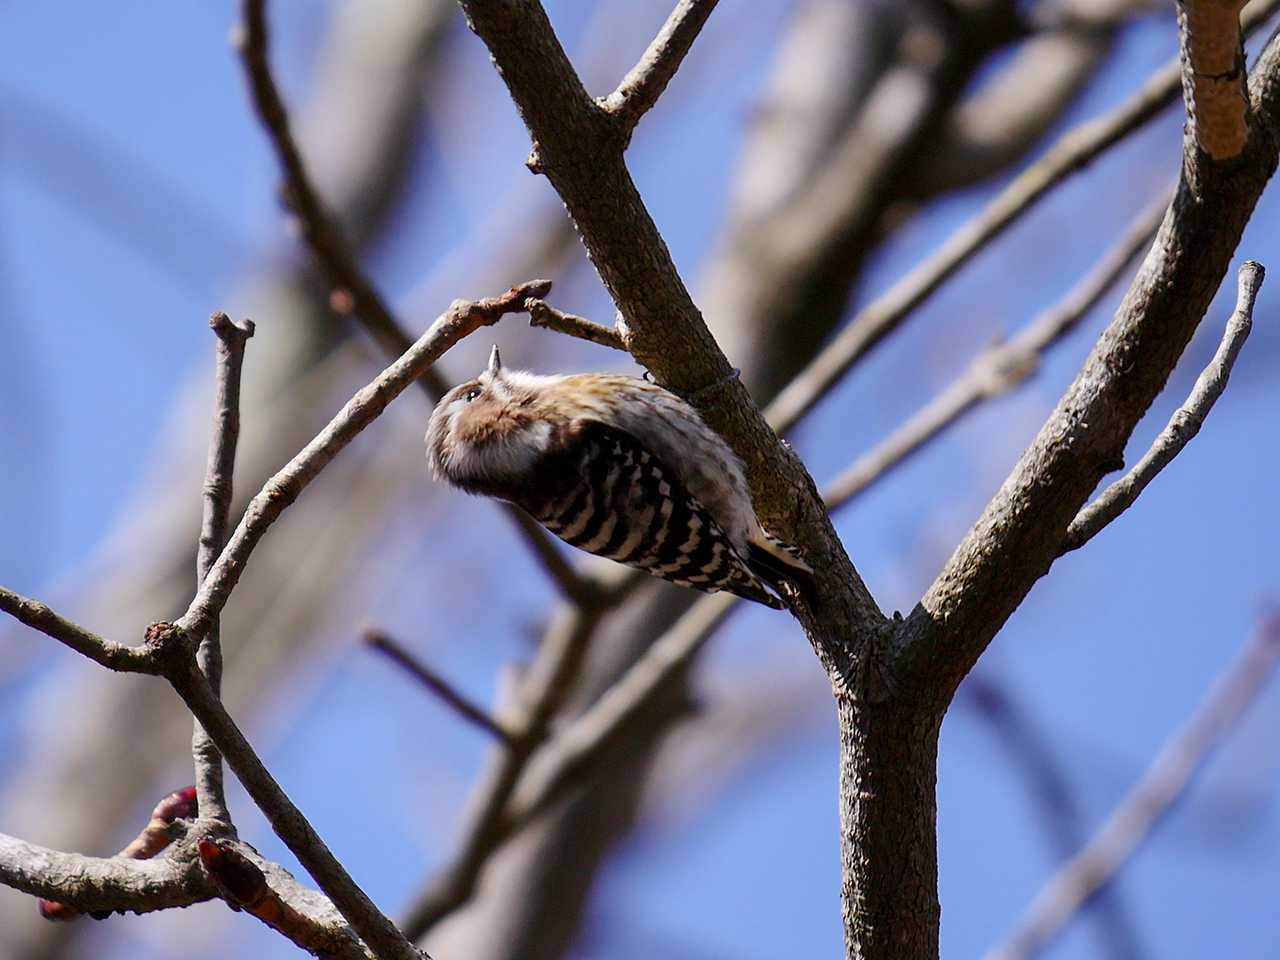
<box><xmin>1</xmin><ymin>2</ymin><xmax>1278</xmax><ymax>959</ymax></box>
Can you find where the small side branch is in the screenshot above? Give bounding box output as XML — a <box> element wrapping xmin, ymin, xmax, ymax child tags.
<box><xmin>600</xmin><ymin>0</ymin><xmax>722</xmax><ymax>140</ymax></box>
<box><xmin>193</xmin><ymin>312</ymin><xmax>255</xmax><ymax>826</ymax></box>
<box><xmin>1060</xmin><ymin>259</ymin><xmax>1263</xmax><ymax>554</ymax></box>
<box><xmin>1179</xmin><ymin>0</ymin><xmax>1250</xmax><ymax>160</ymax></box>
<box><xmin>526</xmin><ymin>298</ymin><xmax>627</xmax><ymax>351</ymax></box>
<box><xmin>175</xmin><ymin>280</ymin><xmax>551</xmax><ymax>643</ymax></box>
<box><xmin>0</xmin><ymin>586</ymin><xmax>160</xmax><ymax>673</ymax></box>
<box><xmin>824</xmin><ymin>188</ymin><xmax>1168</xmax><ymax>511</ymax></box>
<box><xmin>365</xmin><ymin>628</ymin><xmax>516</xmax><ymax>744</ymax></box>
<box><xmin>986</xmin><ymin>614</ymin><xmax>1280</xmax><ymax>960</ymax></box>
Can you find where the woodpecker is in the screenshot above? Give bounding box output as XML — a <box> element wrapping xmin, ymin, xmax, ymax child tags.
<box><xmin>425</xmin><ymin>347</ymin><xmax>812</xmax><ymax>608</ymax></box>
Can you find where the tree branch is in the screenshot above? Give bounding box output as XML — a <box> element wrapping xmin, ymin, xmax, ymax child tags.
<box><xmin>1180</xmin><ymin>0</ymin><xmax>1251</xmax><ymax>160</ymax></box>
<box><xmin>174</xmin><ymin>280</ymin><xmax>551</xmax><ymax>644</ymax></box>
<box><xmin>235</xmin><ymin>0</ymin><xmax>445</xmax><ymax>388</ymax></box>
<box><xmin>986</xmin><ymin>614</ymin><xmax>1280</xmax><ymax>960</ymax></box>
<box><xmin>525</xmin><ymin>297</ymin><xmax>627</xmax><ymax>351</ymax></box>
<box><xmin>364</xmin><ymin>628</ymin><xmax>516</xmax><ymax>744</ymax></box>
<box><xmin>0</xmin><ymin>833</ymin><xmax>211</xmax><ymax>916</ymax></box>
<box><xmin>824</xmin><ymin>187</ymin><xmax>1169</xmax><ymax>511</ymax></box>
<box><xmin>401</xmin><ymin>603</ymin><xmax>605</xmax><ymax>940</ymax></box>
<box><xmin>193</xmin><ymin>312</ymin><xmax>255</xmax><ymax>827</ymax></box>
<box><xmin>0</xmin><ymin>586</ymin><xmax>160</xmax><ymax>674</ymax></box>
<box><xmin>1060</xmin><ymin>259</ymin><xmax>1264</xmax><ymax>554</ymax></box>
<box><xmin>896</xmin><ymin>29</ymin><xmax>1280</xmax><ymax>698</ymax></box>
<box><xmin>763</xmin><ymin>0</ymin><xmax>1280</xmax><ymax>437</ymax></box>
<box><xmin>599</xmin><ymin>0</ymin><xmax>722</xmax><ymax>141</ymax></box>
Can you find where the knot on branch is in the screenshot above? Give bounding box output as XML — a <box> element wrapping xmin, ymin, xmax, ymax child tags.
<box><xmin>144</xmin><ymin>621</ymin><xmax>197</xmax><ymax>673</ymax></box>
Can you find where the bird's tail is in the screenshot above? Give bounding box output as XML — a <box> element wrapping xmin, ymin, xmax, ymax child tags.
<box><xmin>746</xmin><ymin>529</ymin><xmax>815</xmax><ymax>606</ymax></box>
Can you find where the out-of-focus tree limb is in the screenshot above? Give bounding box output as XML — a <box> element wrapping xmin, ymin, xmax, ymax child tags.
<box><xmin>986</xmin><ymin>614</ymin><xmax>1280</xmax><ymax>960</ymax></box>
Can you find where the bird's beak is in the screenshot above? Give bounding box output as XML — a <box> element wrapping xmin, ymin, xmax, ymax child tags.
<box><xmin>488</xmin><ymin>344</ymin><xmax>502</xmax><ymax>375</ymax></box>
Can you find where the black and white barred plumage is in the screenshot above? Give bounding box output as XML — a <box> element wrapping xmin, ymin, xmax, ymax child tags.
<box><xmin>425</xmin><ymin>347</ymin><xmax>812</xmax><ymax>608</ymax></box>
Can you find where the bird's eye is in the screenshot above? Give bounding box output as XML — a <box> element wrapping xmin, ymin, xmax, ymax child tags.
<box><xmin>463</xmin><ymin>387</ymin><xmax>482</xmax><ymax>403</ymax></box>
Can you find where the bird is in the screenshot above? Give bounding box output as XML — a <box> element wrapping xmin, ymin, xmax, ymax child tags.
<box><xmin>425</xmin><ymin>346</ymin><xmax>812</xmax><ymax>609</ymax></box>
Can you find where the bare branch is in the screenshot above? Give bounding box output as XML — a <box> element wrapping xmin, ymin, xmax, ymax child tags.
<box><xmin>526</xmin><ymin>297</ymin><xmax>627</xmax><ymax>351</ymax></box>
<box><xmin>0</xmin><ymin>833</ymin><xmax>211</xmax><ymax>916</ymax></box>
<box><xmin>600</xmin><ymin>0</ymin><xmax>722</xmax><ymax>139</ymax></box>
<box><xmin>364</xmin><ymin>628</ymin><xmax>516</xmax><ymax>744</ymax></box>
<box><xmin>36</xmin><ymin>787</ymin><xmax>199</xmax><ymax>922</ymax></box>
<box><xmin>986</xmin><ymin>615</ymin><xmax>1280</xmax><ymax>960</ymax></box>
<box><xmin>166</xmin><ymin>658</ymin><xmax>423</xmax><ymax>960</ymax></box>
<box><xmin>0</xmin><ymin>586</ymin><xmax>160</xmax><ymax>674</ymax></box>
<box><xmin>175</xmin><ymin>280</ymin><xmax>551</xmax><ymax>644</ymax></box>
<box><xmin>1180</xmin><ymin>0</ymin><xmax>1251</xmax><ymax>160</ymax></box>
<box><xmin>897</xmin><ymin>35</ymin><xmax>1280</xmax><ymax>697</ymax></box>
<box><xmin>193</xmin><ymin>312</ymin><xmax>255</xmax><ymax>827</ymax></box>
<box><xmin>199</xmin><ymin>838</ymin><xmax>376</xmax><ymax>960</ymax></box>
<box><xmin>509</xmin><ymin>592</ymin><xmax>738</xmax><ymax>824</ymax></box>
<box><xmin>763</xmin><ymin>0</ymin><xmax>1280</xmax><ymax>437</ymax></box>
<box><xmin>401</xmin><ymin>603</ymin><xmax>604</xmax><ymax>940</ymax></box>
<box><xmin>1060</xmin><ymin>259</ymin><xmax>1264</xmax><ymax>553</ymax></box>
<box><xmin>824</xmin><ymin>188</ymin><xmax>1169</xmax><ymax>511</ymax></box>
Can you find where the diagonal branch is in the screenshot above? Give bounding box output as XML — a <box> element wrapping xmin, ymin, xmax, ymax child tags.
<box><xmin>192</xmin><ymin>312</ymin><xmax>255</xmax><ymax>827</ymax></box>
<box><xmin>986</xmin><ymin>614</ymin><xmax>1280</xmax><ymax>960</ymax></box>
<box><xmin>824</xmin><ymin>187</ymin><xmax>1169</xmax><ymax>511</ymax></box>
<box><xmin>599</xmin><ymin>0</ymin><xmax>722</xmax><ymax>141</ymax></box>
<box><xmin>0</xmin><ymin>587</ymin><xmax>160</xmax><ymax>673</ymax></box>
<box><xmin>235</xmin><ymin>0</ymin><xmax>444</xmax><ymax>387</ymax></box>
<box><xmin>365</xmin><ymin>628</ymin><xmax>516</xmax><ymax>744</ymax></box>
<box><xmin>1060</xmin><ymin>259</ymin><xmax>1264</xmax><ymax>554</ymax></box>
<box><xmin>175</xmin><ymin>280</ymin><xmax>550</xmax><ymax>645</ymax></box>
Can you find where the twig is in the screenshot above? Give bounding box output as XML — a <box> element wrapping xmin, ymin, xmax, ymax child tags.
<box><xmin>599</xmin><ymin>0</ymin><xmax>722</xmax><ymax>140</ymax></box>
<box><xmin>237</xmin><ymin>0</ymin><xmax>587</xmax><ymax>605</ymax></box>
<box><xmin>365</xmin><ymin>628</ymin><xmax>516</xmax><ymax>744</ymax></box>
<box><xmin>526</xmin><ymin>298</ymin><xmax>627</xmax><ymax>351</ymax></box>
<box><xmin>199</xmin><ymin>838</ymin><xmax>375</xmax><ymax>960</ymax></box>
<box><xmin>37</xmin><ymin>787</ymin><xmax>199</xmax><ymax>921</ymax></box>
<box><xmin>1180</xmin><ymin>0</ymin><xmax>1250</xmax><ymax>160</ymax></box>
<box><xmin>1060</xmin><ymin>259</ymin><xmax>1263</xmax><ymax>554</ymax></box>
<box><xmin>401</xmin><ymin>603</ymin><xmax>605</xmax><ymax>940</ymax></box>
<box><xmin>762</xmin><ymin>0</ymin><xmax>1280</xmax><ymax>437</ymax></box>
<box><xmin>824</xmin><ymin>187</ymin><xmax>1169</xmax><ymax>511</ymax></box>
<box><xmin>174</xmin><ymin>281</ymin><xmax>551</xmax><ymax>644</ymax></box>
<box><xmin>193</xmin><ymin>312</ymin><xmax>254</xmax><ymax>827</ymax></box>
<box><xmin>0</xmin><ymin>586</ymin><xmax>159</xmax><ymax>673</ymax></box>
<box><xmin>986</xmin><ymin>614</ymin><xmax>1280</xmax><ymax>960</ymax></box>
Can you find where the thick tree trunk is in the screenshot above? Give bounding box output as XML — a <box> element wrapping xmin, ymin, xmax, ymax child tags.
<box><xmin>839</xmin><ymin>695</ymin><xmax>941</xmax><ymax>960</ymax></box>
